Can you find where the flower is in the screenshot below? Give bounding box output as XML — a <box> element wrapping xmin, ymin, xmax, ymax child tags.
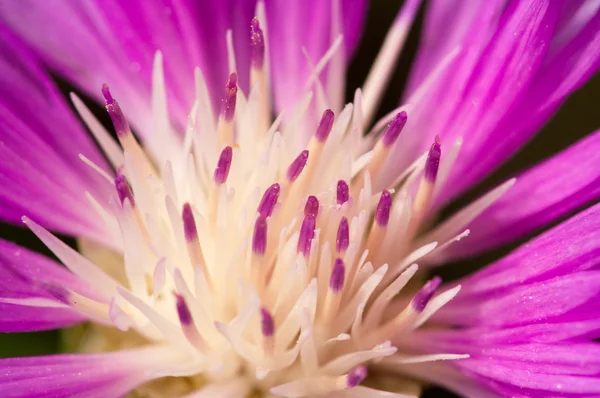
<box><xmin>0</xmin><ymin>0</ymin><xmax>599</xmax><ymax>397</ymax></box>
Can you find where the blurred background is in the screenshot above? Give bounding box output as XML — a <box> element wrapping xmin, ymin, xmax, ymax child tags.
<box><xmin>0</xmin><ymin>1</ymin><xmax>598</xmax><ymax>397</ymax></box>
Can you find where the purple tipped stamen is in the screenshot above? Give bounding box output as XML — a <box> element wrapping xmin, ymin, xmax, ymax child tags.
<box><xmin>412</xmin><ymin>276</ymin><xmax>442</xmax><ymax>312</ymax></box>
<box><xmin>375</xmin><ymin>190</ymin><xmax>392</xmax><ymax>226</ymax></box>
<box><xmin>114</xmin><ymin>171</ymin><xmax>134</xmax><ymax>206</ymax></box>
<box><xmin>101</xmin><ymin>83</ymin><xmax>114</xmax><ymax>104</ymax></box>
<box><xmin>252</xmin><ymin>216</ymin><xmax>268</xmax><ymax>255</ymax></box>
<box><xmin>315</xmin><ymin>109</ymin><xmax>335</xmax><ymax>142</ymax></box>
<box><xmin>214</xmin><ymin>146</ymin><xmax>233</xmax><ymax>184</ymax></box>
<box><xmin>346</xmin><ymin>365</ymin><xmax>368</xmax><ymax>387</ymax></box>
<box><xmin>336</xmin><ymin>217</ymin><xmax>349</xmax><ymax>253</ymax></box>
<box><xmin>250</xmin><ymin>17</ymin><xmax>265</xmax><ymax>69</ymax></box>
<box><xmin>304</xmin><ymin>195</ymin><xmax>319</xmax><ymax>217</ymax></box>
<box><xmin>44</xmin><ymin>283</ymin><xmax>70</xmax><ymax>305</ymax></box>
<box><xmin>329</xmin><ymin>258</ymin><xmax>346</xmax><ymax>293</ymax></box>
<box><xmin>102</xmin><ymin>85</ymin><xmax>130</xmax><ymax>137</ymax></box>
<box><xmin>336</xmin><ymin>180</ymin><xmax>350</xmax><ymax>205</ymax></box>
<box><xmin>220</xmin><ymin>73</ymin><xmax>238</xmax><ymax>122</ymax></box>
<box><xmin>287</xmin><ymin>150</ymin><xmax>309</xmax><ymax>182</ymax></box>
<box><xmin>258</xmin><ymin>183</ymin><xmax>280</xmax><ymax>218</ymax></box>
<box><xmin>175</xmin><ymin>293</ymin><xmax>193</xmax><ymax>326</ymax></box>
<box><xmin>260</xmin><ymin>307</ymin><xmax>275</xmax><ymax>337</ymax></box>
<box><xmin>425</xmin><ymin>136</ymin><xmax>441</xmax><ymax>182</ymax></box>
<box><xmin>297</xmin><ymin>214</ymin><xmax>316</xmax><ymax>256</ymax></box>
<box><xmin>182</xmin><ymin>203</ymin><xmax>198</xmax><ymax>242</ymax></box>
<box><xmin>382</xmin><ymin>111</ymin><xmax>407</xmax><ymax>147</ymax></box>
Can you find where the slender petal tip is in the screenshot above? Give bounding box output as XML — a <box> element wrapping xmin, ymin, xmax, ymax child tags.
<box><xmin>220</xmin><ymin>73</ymin><xmax>238</xmax><ymax>121</ymax></box>
<box><xmin>425</xmin><ymin>136</ymin><xmax>441</xmax><ymax>182</ymax></box>
<box><xmin>182</xmin><ymin>203</ymin><xmax>198</xmax><ymax>242</ymax></box>
<box><xmin>382</xmin><ymin>111</ymin><xmax>407</xmax><ymax>147</ymax></box>
<box><xmin>346</xmin><ymin>365</ymin><xmax>368</xmax><ymax>387</ymax></box>
<box><xmin>337</xmin><ymin>180</ymin><xmax>350</xmax><ymax>205</ymax></box>
<box><xmin>297</xmin><ymin>214</ymin><xmax>316</xmax><ymax>256</ymax></box>
<box><xmin>375</xmin><ymin>190</ymin><xmax>392</xmax><ymax>226</ymax></box>
<box><xmin>114</xmin><ymin>171</ymin><xmax>134</xmax><ymax>206</ymax></box>
<box><xmin>250</xmin><ymin>17</ymin><xmax>265</xmax><ymax>69</ymax></box>
<box><xmin>258</xmin><ymin>183</ymin><xmax>280</xmax><ymax>218</ymax></box>
<box><xmin>260</xmin><ymin>307</ymin><xmax>275</xmax><ymax>337</ymax></box>
<box><xmin>101</xmin><ymin>83</ymin><xmax>114</xmax><ymax>104</ymax></box>
<box><xmin>304</xmin><ymin>195</ymin><xmax>319</xmax><ymax>217</ymax></box>
<box><xmin>175</xmin><ymin>293</ymin><xmax>193</xmax><ymax>326</ymax></box>
<box><xmin>287</xmin><ymin>150</ymin><xmax>309</xmax><ymax>182</ymax></box>
<box><xmin>315</xmin><ymin>109</ymin><xmax>335</xmax><ymax>142</ymax></box>
<box><xmin>253</xmin><ymin>216</ymin><xmax>268</xmax><ymax>255</ymax></box>
<box><xmin>336</xmin><ymin>217</ymin><xmax>350</xmax><ymax>253</ymax></box>
<box><xmin>214</xmin><ymin>146</ymin><xmax>233</xmax><ymax>185</ymax></box>
<box><xmin>329</xmin><ymin>258</ymin><xmax>346</xmax><ymax>293</ymax></box>
<box><xmin>412</xmin><ymin>276</ymin><xmax>442</xmax><ymax>312</ymax></box>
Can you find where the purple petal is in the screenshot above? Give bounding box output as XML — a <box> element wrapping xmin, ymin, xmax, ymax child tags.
<box><xmin>0</xmin><ymin>28</ymin><xmax>113</xmax><ymax>244</ymax></box>
<box><xmin>441</xmin><ymin>129</ymin><xmax>600</xmax><ymax>260</ymax></box>
<box><xmin>0</xmin><ymin>239</ymin><xmax>101</xmax><ymax>331</ymax></box>
<box><xmin>0</xmin><ymin>346</ymin><xmax>177</xmax><ymax>397</ymax></box>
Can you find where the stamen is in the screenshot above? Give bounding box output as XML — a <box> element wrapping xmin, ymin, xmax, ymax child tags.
<box><xmin>250</xmin><ymin>17</ymin><xmax>265</xmax><ymax>69</ymax></box>
<box><xmin>220</xmin><ymin>73</ymin><xmax>238</xmax><ymax>122</ymax></box>
<box><xmin>261</xmin><ymin>306</ymin><xmax>275</xmax><ymax>355</ymax></box>
<box><xmin>297</xmin><ymin>214</ymin><xmax>316</xmax><ymax>256</ymax></box>
<box><xmin>175</xmin><ymin>293</ymin><xmax>193</xmax><ymax>326</ymax></box>
<box><xmin>304</xmin><ymin>195</ymin><xmax>319</xmax><ymax>217</ymax></box>
<box><xmin>346</xmin><ymin>365</ymin><xmax>368</xmax><ymax>388</ymax></box>
<box><xmin>174</xmin><ymin>293</ymin><xmax>207</xmax><ymax>351</ymax></box>
<box><xmin>375</xmin><ymin>190</ymin><xmax>392</xmax><ymax>226</ymax></box>
<box><xmin>382</xmin><ymin>111</ymin><xmax>407</xmax><ymax>147</ymax></box>
<box><xmin>114</xmin><ymin>170</ymin><xmax>134</xmax><ymax>206</ymax></box>
<box><xmin>252</xmin><ymin>216</ymin><xmax>268</xmax><ymax>256</ymax></box>
<box><xmin>102</xmin><ymin>84</ymin><xmax>130</xmax><ymax>137</ymax></box>
<box><xmin>315</xmin><ymin>109</ymin><xmax>335</xmax><ymax>142</ymax></box>
<box><xmin>412</xmin><ymin>276</ymin><xmax>441</xmax><ymax>312</ymax></box>
<box><xmin>214</xmin><ymin>146</ymin><xmax>233</xmax><ymax>185</ymax></box>
<box><xmin>337</xmin><ymin>180</ymin><xmax>350</xmax><ymax>205</ymax></box>
<box><xmin>182</xmin><ymin>203</ymin><xmax>198</xmax><ymax>242</ymax></box>
<box><xmin>425</xmin><ymin>136</ymin><xmax>441</xmax><ymax>182</ymax></box>
<box><xmin>336</xmin><ymin>217</ymin><xmax>349</xmax><ymax>254</ymax></box>
<box><xmin>329</xmin><ymin>258</ymin><xmax>345</xmax><ymax>293</ymax></box>
<box><xmin>258</xmin><ymin>183</ymin><xmax>280</xmax><ymax>218</ymax></box>
<box><xmin>287</xmin><ymin>150</ymin><xmax>309</xmax><ymax>182</ymax></box>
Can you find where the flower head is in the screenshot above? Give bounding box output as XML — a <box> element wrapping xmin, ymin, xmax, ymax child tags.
<box><xmin>0</xmin><ymin>1</ymin><xmax>599</xmax><ymax>397</ymax></box>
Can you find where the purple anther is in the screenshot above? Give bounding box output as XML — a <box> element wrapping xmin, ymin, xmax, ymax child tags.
<box><xmin>44</xmin><ymin>283</ymin><xmax>70</xmax><ymax>305</ymax></box>
<box><xmin>182</xmin><ymin>203</ymin><xmax>198</xmax><ymax>242</ymax></box>
<box><xmin>304</xmin><ymin>195</ymin><xmax>319</xmax><ymax>217</ymax></box>
<box><xmin>101</xmin><ymin>83</ymin><xmax>114</xmax><ymax>104</ymax></box>
<box><xmin>329</xmin><ymin>258</ymin><xmax>345</xmax><ymax>293</ymax></box>
<box><xmin>425</xmin><ymin>136</ymin><xmax>441</xmax><ymax>182</ymax></box>
<box><xmin>250</xmin><ymin>17</ymin><xmax>265</xmax><ymax>69</ymax></box>
<box><xmin>102</xmin><ymin>85</ymin><xmax>130</xmax><ymax>137</ymax></box>
<box><xmin>336</xmin><ymin>217</ymin><xmax>349</xmax><ymax>253</ymax></box>
<box><xmin>214</xmin><ymin>146</ymin><xmax>233</xmax><ymax>185</ymax></box>
<box><xmin>253</xmin><ymin>216</ymin><xmax>268</xmax><ymax>255</ymax></box>
<box><xmin>346</xmin><ymin>365</ymin><xmax>368</xmax><ymax>387</ymax></box>
<box><xmin>114</xmin><ymin>171</ymin><xmax>134</xmax><ymax>206</ymax></box>
<box><xmin>287</xmin><ymin>150</ymin><xmax>309</xmax><ymax>182</ymax></box>
<box><xmin>336</xmin><ymin>180</ymin><xmax>349</xmax><ymax>205</ymax></box>
<box><xmin>297</xmin><ymin>214</ymin><xmax>316</xmax><ymax>256</ymax></box>
<box><xmin>382</xmin><ymin>111</ymin><xmax>407</xmax><ymax>147</ymax></box>
<box><xmin>315</xmin><ymin>109</ymin><xmax>335</xmax><ymax>142</ymax></box>
<box><xmin>260</xmin><ymin>307</ymin><xmax>275</xmax><ymax>337</ymax></box>
<box><xmin>258</xmin><ymin>183</ymin><xmax>280</xmax><ymax>218</ymax></box>
<box><xmin>412</xmin><ymin>276</ymin><xmax>442</xmax><ymax>312</ymax></box>
<box><xmin>175</xmin><ymin>293</ymin><xmax>193</xmax><ymax>326</ymax></box>
<box><xmin>375</xmin><ymin>190</ymin><xmax>392</xmax><ymax>226</ymax></box>
<box><xmin>220</xmin><ymin>73</ymin><xmax>238</xmax><ymax>122</ymax></box>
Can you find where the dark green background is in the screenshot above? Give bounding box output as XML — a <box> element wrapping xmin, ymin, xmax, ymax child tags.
<box><xmin>1</xmin><ymin>1</ymin><xmax>598</xmax><ymax>397</ymax></box>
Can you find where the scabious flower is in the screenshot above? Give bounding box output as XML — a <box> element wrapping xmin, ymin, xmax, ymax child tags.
<box><xmin>0</xmin><ymin>0</ymin><xmax>599</xmax><ymax>397</ymax></box>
